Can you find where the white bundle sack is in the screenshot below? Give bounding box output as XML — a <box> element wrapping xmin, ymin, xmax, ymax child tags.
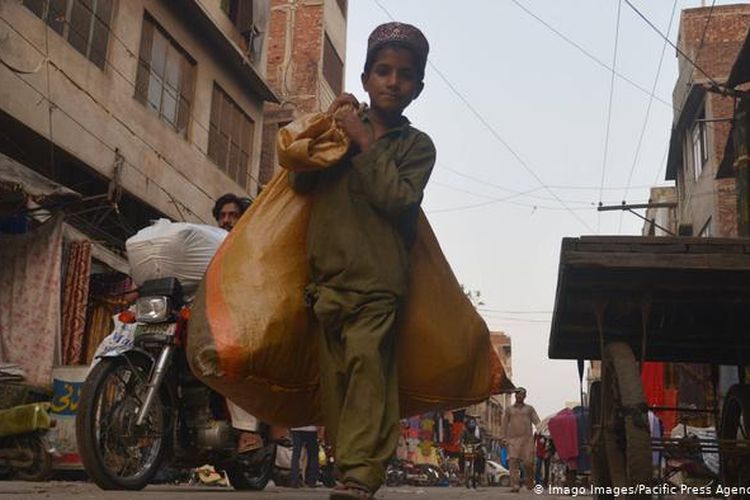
<box><xmin>126</xmin><ymin>219</ymin><xmax>226</xmax><ymax>296</ymax></box>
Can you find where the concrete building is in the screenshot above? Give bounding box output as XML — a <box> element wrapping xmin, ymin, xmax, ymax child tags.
<box><xmin>0</xmin><ymin>0</ymin><xmax>285</xmax><ymax>253</ymax></box>
<box><xmin>665</xmin><ymin>4</ymin><xmax>750</xmax><ymax>238</ymax></box>
<box><xmin>642</xmin><ymin>4</ymin><xmax>750</xmax><ymax>429</ymax></box>
<box><xmin>0</xmin><ymin>0</ymin><xmax>347</xmax><ymax>377</ymax></box>
<box><xmin>467</xmin><ymin>331</ymin><xmax>513</xmax><ymax>442</ymax></box>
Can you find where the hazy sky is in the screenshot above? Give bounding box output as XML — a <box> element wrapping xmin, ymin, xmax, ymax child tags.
<box><xmin>342</xmin><ymin>0</ymin><xmax>734</xmax><ymax>418</ymax></box>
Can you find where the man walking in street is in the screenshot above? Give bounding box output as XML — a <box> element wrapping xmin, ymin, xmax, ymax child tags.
<box><xmin>290</xmin><ymin>425</ymin><xmax>320</xmax><ymax>488</ymax></box>
<box><xmin>212</xmin><ymin>193</ymin><xmax>263</xmax><ymax>453</ymax></box>
<box><xmin>502</xmin><ymin>387</ymin><xmax>540</xmax><ymax>493</ymax></box>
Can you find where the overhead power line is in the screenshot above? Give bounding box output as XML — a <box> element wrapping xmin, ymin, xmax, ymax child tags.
<box><xmin>371</xmin><ymin>0</ymin><xmax>596</xmax><ymax>233</ymax></box>
<box><xmin>0</xmin><ymin>39</ymin><xmax>209</xmax><ymax>223</ymax></box>
<box><xmin>623</xmin><ymin>0</ymin><xmax>726</xmax><ymax>94</ymax></box>
<box><xmin>509</xmin><ymin>0</ymin><xmax>676</xmax><ymax>112</ymax></box>
<box><xmin>621</xmin><ymin>0</ymin><xmax>679</xmax><ymax>207</ymax></box>
<box><xmin>478</xmin><ymin>308</ymin><xmax>552</xmax><ymax>315</ymax></box>
<box><xmin>598</xmin><ymin>0</ymin><xmax>623</xmax><ymax>233</ymax></box>
<box><xmin>435</xmin><ymin>164</ymin><xmax>602</xmax><ymax>205</ymax></box>
<box><xmin>618</xmin><ymin>0</ymin><xmax>679</xmax><ymax>234</ymax></box>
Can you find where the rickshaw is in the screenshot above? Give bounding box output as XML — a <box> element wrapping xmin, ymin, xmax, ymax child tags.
<box><xmin>549</xmin><ymin>236</ymin><xmax>750</xmax><ymax>496</ymax></box>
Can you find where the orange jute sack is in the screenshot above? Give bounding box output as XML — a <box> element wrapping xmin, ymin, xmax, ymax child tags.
<box><xmin>187</xmin><ymin>113</ymin><xmax>508</xmax><ymax>427</ymax></box>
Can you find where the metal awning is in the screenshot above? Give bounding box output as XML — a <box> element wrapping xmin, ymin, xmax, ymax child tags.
<box><xmin>549</xmin><ymin>236</ymin><xmax>750</xmax><ymax>365</ymax></box>
<box><xmin>0</xmin><ymin>152</ymin><xmax>80</xmax><ymax>205</ymax></box>
<box><xmin>0</xmin><ymin>153</ymin><xmax>128</xmax><ymax>274</ymax></box>
<box><xmin>727</xmin><ymin>28</ymin><xmax>750</xmax><ymax>88</ymax></box>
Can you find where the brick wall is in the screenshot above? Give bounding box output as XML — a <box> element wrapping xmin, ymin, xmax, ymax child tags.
<box><xmin>717</xmin><ymin>177</ymin><xmax>739</xmax><ymax>237</ymax></box>
<box><xmin>672</xmin><ymin>4</ymin><xmax>750</xmax><ymax>237</ymax></box>
<box><xmin>267</xmin><ymin>0</ymin><xmax>325</xmax><ymax>113</ymax></box>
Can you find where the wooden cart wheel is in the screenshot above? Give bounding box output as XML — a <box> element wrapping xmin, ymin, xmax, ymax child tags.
<box><xmin>719</xmin><ymin>384</ymin><xmax>750</xmax><ymax>487</ymax></box>
<box><xmin>600</xmin><ymin>342</ymin><xmax>653</xmax><ymax>496</ymax></box>
<box><xmin>589</xmin><ymin>380</ymin><xmax>613</xmax><ymax>499</ymax></box>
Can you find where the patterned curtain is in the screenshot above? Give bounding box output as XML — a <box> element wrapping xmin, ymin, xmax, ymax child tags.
<box><xmin>0</xmin><ymin>216</ymin><xmax>64</xmax><ymax>387</ymax></box>
<box><xmin>83</xmin><ymin>275</ymin><xmax>133</xmax><ymax>363</ymax></box>
<box><xmin>61</xmin><ymin>241</ymin><xmax>92</xmax><ymax>365</ymax></box>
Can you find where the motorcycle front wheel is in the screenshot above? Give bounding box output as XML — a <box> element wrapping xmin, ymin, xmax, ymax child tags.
<box><xmin>75</xmin><ymin>357</ymin><xmax>168</xmax><ymax>490</ymax></box>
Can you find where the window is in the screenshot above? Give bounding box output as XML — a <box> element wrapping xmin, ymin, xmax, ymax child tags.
<box><xmin>690</xmin><ymin>111</ymin><xmax>709</xmax><ymax>180</ymax></box>
<box><xmin>220</xmin><ymin>0</ymin><xmax>253</xmax><ymax>35</ymax></box>
<box><xmin>23</xmin><ymin>0</ymin><xmax>113</xmax><ymax>69</ymax></box>
<box><xmin>135</xmin><ymin>16</ymin><xmax>195</xmax><ymax>135</ymax></box>
<box><xmin>699</xmin><ymin>217</ymin><xmax>712</xmax><ymax>238</ymax></box>
<box><xmin>323</xmin><ymin>33</ymin><xmax>343</xmax><ymax>96</ymax></box>
<box><xmin>208</xmin><ymin>84</ymin><xmax>255</xmax><ymax>188</ymax></box>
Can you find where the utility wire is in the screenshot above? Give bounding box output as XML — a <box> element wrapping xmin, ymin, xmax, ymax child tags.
<box><xmin>623</xmin><ymin>0</ymin><xmax>725</xmax><ymax>94</ymax></box>
<box><xmin>598</xmin><ymin>0</ymin><xmax>622</xmax><ymax>233</ymax></box>
<box><xmin>371</xmin><ymin>0</ymin><xmax>596</xmax><ymax>233</ymax></box>
<box><xmin>3</xmin><ymin>4</ymin><xmax>264</xmax><ymax>190</ymax></box>
<box><xmin>478</xmin><ymin>313</ymin><xmax>550</xmax><ymax>324</ymax></box>
<box><xmin>435</xmin><ymin>164</ymin><xmax>601</xmax><ymax>206</ymax></box>
<box><xmin>620</xmin><ymin>1</ymin><xmax>718</xmax><ymax>233</ymax></box>
<box><xmin>2</xmin><ymin>57</ymin><xmax>209</xmax><ymax>224</ymax></box>
<box><xmin>618</xmin><ymin>0</ymin><xmax>679</xmax><ymax>234</ymax></box>
<box><xmin>429</xmin><ymin>180</ymin><xmax>604</xmax><ymax>212</ymax></box>
<box><xmin>621</xmin><ymin>0</ymin><xmax>678</xmax><ymax>201</ymax></box>
<box><xmin>432</xmin><ymin>177</ymin><xmax>635</xmax><ymax>208</ymax></box>
<box><xmin>509</xmin><ymin>0</ymin><xmax>677</xmax><ymax>112</ymax></box>
<box><xmin>478</xmin><ymin>308</ymin><xmax>552</xmax><ymax>315</ymax></box>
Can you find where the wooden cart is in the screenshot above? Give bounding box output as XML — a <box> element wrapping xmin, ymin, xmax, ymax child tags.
<box><xmin>549</xmin><ymin>236</ymin><xmax>750</xmax><ymax>494</ymax></box>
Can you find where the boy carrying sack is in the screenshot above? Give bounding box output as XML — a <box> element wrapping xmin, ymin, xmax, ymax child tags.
<box><xmin>289</xmin><ymin>22</ymin><xmax>435</xmax><ymax>499</ymax></box>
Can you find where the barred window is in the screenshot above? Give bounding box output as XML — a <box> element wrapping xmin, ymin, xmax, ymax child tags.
<box><xmin>208</xmin><ymin>84</ymin><xmax>255</xmax><ymax>189</ymax></box>
<box><xmin>135</xmin><ymin>16</ymin><xmax>195</xmax><ymax>136</ymax></box>
<box><xmin>23</xmin><ymin>0</ymin><xmax>113</xmax><ymax>69</ymax></box>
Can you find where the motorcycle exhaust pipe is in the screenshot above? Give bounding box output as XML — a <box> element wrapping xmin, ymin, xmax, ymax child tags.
<box><xmin>136</xmin><ymin>345</ymin><xmax>173</xmax><ymax>427</ymax></box>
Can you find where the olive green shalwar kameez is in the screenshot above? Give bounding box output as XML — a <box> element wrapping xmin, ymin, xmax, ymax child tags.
<box><xmin>289</xmin><ymin>115</ymin><xmax>435</xmax><ymax>491</ymax></box>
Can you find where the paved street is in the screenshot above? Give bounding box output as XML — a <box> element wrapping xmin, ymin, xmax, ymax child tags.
<box><xmin>0</xmin><ymin>481</ymin><xmax>573</xmax><ymax>499</ymax></box>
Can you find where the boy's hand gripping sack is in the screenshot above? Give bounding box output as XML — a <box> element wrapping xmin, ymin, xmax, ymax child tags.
<box><xmin>187</xmin><ymin>112</ymin><xmax>509</xmax><ymax>427</ymax></box>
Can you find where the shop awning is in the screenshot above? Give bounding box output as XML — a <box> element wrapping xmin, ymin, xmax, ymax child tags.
<box><xmin>0</xmin><ymin>152</ymin><xmax>80</xmax><ymax>211</ymax></box>
<box><xmin>0</xmin><ymin>153</ymin><xmax>129</xmax><ymax>274</ymax></box>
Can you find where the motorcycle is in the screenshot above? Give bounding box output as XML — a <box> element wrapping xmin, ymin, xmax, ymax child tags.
<box><xmin>385</xmin><ymin>458</ymin><xmax>445</xmax><ymax>487</ymax></box>
<box><xmin>0</xmin><ymin>393</ymin><xmax>55</xmax><ymax>481</ymax></box>
<box><xmin>75</xmin><ymin>277</ymin><xmax>275</xmax><ymax>490</ymax></box>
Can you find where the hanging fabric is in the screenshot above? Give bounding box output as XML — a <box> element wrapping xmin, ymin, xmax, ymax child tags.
<box><xmin>61</xmin><ymin>241</ymin><xmax>92</xmax><ymax>365</ymax></box>
<box><xmin>0</xmin><ymin>216</ymin><xmax>63</xmax><ymax>386</ymax></box>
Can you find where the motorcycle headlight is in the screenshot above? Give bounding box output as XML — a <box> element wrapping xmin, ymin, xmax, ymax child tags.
<box><xmin>135</xmin><ymin>296</ymin><xmax>171</xmax><ymax>323</ymax></box>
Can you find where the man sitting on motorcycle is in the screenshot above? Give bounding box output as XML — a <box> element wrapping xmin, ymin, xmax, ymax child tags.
<box><xmin>212</xmin><ymin>194</ymin><xmax>262</xmax><ymax>453</ymax></box>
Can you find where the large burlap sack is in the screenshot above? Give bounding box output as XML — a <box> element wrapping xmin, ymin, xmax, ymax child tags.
<box><xmin>276</xmin><ymin>110</ymin><xmax>351</xmax><ymax>172</ymax></box>
<box><xmin>187</xmin><ymin>112</ymin><xmax>508</xmax><ymax>427</ymax></box>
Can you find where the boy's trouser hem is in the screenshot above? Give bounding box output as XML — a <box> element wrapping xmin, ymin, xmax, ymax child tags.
<box><xmin>312</xmin><ymin>285</ymin><xmax>400</xmax><ymax>494</ymax></box>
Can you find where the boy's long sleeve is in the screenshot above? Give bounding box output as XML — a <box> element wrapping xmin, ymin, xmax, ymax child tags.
<box><xmin>351</xmin><ymin>132</ymin><xmax>436</xmax><ymax>219</ymax></box>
